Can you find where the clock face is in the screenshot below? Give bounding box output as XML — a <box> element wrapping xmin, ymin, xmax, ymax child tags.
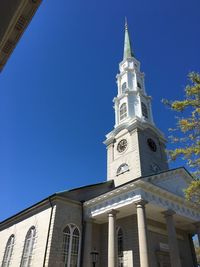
<box><xmin>117</xmin><ymin>139</ymin><xmax>128</xmax><ymax>153</ymax></box>
<box><xmin>147</xmin><ymin>138</ymin><xmax>157</xmax><ymax>152</ymax></box>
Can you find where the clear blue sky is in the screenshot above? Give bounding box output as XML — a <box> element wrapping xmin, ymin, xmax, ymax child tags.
<box><xmin>0</xmin><ymin>0</ymin><xmax>200</xmax><ymax>221</ymax></box>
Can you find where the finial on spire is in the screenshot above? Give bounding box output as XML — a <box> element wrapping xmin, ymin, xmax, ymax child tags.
<box><xmin>125</xmin><ymin>16</ymin><xmax>128</xmax><ymax>30</ymax></box>
<box><xmin>123</xmin><ymin>17</ymin><xmax>134</xmax><ymax>59</ymax></box>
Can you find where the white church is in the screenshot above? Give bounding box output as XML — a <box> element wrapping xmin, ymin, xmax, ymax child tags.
<box><xmin>0</xmin><ymin>22</ymin><xmax>200</xmax><ymax>267</ymax></box>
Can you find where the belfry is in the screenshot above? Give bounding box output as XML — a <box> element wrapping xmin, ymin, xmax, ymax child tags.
<box><xmin>105</xmin><ymin>21</ymin><xmax>168</xmax><ymax>186</ymax></box>
<box><xmin>0</xmin><ymin>21</ymin><xmax>200</xmax><ymax>267</ymax></box>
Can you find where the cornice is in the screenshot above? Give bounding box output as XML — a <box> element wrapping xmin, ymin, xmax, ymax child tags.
<box><xmin>84</xmin><ymin>169</ymin><xmax>200</xmax><ymax>221</ymax></box>
<box><xmin>119</xmin><ymin>57</ymin><xmax>140</xmax><ymax>67</ymax></box>
<box><xmin>104</xmin><ymin>118</ymin><xmax>166</xmax><ymax>145</ymax></box>
<box><xmin>0</xmin><ymin>0</ymin><xmax>42</xmax><ymax>71</ymax></box>
<box><xmin>146</xmin><ymin>167</ymin><xmax>193</xmax><ymax>184</ymax></box>
<box><xmin>113</xmin><ymin>90</ymin><xmax>136</xmax><ymax>103</ymax></box>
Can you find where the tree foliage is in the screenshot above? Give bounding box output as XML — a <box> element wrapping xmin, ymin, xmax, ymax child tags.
<box><xmin>163</xmin><ymin>72</ymin><xmax>200</xmax><ymax>204</ymax></box>
<box><xmin>185</xmin><ymin>180</ymin><xmax>200</xmax><ymax>204</ymax></box>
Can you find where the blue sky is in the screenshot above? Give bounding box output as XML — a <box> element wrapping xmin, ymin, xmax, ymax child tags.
<box><xmin>0</xmin><ymin>0</ymin><xmax>200</xmax><ymax>221</ymax></box>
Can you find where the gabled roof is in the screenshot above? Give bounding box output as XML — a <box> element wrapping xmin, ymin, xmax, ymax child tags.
<box><xmin>145</xmin><ymin>167</ymin><xmax>193</xmax><ymax>198</ymax></box>
<box><xmin>0</xmin><ymin>167</ymin><xmax>193</xmax><ymax>227</ymax></box>
<box><xmin>0</xmin><ymin>180</ymin><xmax>114</xmax><ymax>227</ymax></box>
<box><xmin>84</xmin><ymin>167</ymin><xmax>194</xmax><ymax>207</ymax></box>
<box><xmin>57</xmin><ymin>180</ymin><xmax>114</xmax><ymax>201</ymax></box>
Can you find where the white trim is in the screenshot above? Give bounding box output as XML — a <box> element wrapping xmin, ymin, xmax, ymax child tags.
<box><xmin>84</xmin><ymin>170</ymin><xmax>200</xmax><ymax>222</ymax></box>
<box><xmin>63</xmin><ymin>224</ymin><xmax>81</xmax><ymax>267</ymax></box>
<box><xmin>20</xmin><ymin>226</ymin><xmax>36</xmax><ymax>267</ymax></box>
<box><xmin>1</xmin><ymin>235</ymin><xmax>15</xmax><ymax>267</ymax></box>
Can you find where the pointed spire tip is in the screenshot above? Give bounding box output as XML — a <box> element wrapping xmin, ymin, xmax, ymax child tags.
<box><xmin>123</xmin><ymin>17</ymin><xmax>134</xmax><ymax>59</ymax></box>
<box><xmin>125</xmin><ymin>17</ymin><xmax>128</xmax><ymax>30</ymax></box>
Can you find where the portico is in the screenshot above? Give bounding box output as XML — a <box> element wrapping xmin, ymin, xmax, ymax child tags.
<box><xmin>83</xmin><ymin>168</ymin><xmax>200</xmax><ymax>267</ymax></box>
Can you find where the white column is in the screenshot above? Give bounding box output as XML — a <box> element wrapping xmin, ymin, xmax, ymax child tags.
<box><xmin>163</xmin><ymin>210</ymin><xmax>181</xmax><ymax>267</ymax></box>
<box><xmin>108</xmin><ymin>210</ymin><xmax>118</xmax><ymax>267</ymax></box>
<box><xmin>194</xmin><ymin>222</ymin><xmax>200</xmax><ymax>247</ymax></box>
<box><xmin>83</xmin><ymin>219</ymin><xmax>93</xmax><ymax>267</ymax></box>
<box><xmin>188</xmin><ymin>233</ymin><xmax>198</xmax><ymax>267</ymax></box>
<box><xmin>135</xmin><ymin>200</ymin><xmax>150</xmax><ymax>267</ymax></box>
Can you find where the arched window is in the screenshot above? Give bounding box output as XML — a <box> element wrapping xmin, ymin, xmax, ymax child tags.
<box><xmin>63</xmin><ymin>226</ymin><xmax>71</xmax><ymax>265</ymax></box>
<box><xmin>120</xmin><ymin>103</ymin><xmax>127</xmax><ymax>121</ymax></box>
<box><xmin>117</xmin><ymin>163</ymin><xmax>129</xmax><ymax>176</ymax></box>
<box><xmin>117</xmin><ymin>228</ymin><xmax>124</xmax><ymax>267</ymax></box>
<box><xmin>63</xmin><ymin>224</ymin><xmax>80</xmax><ymax>267</ymax></box>
<box><xmin>137</xmin><ymin>82</ymin><xmax>141</xmax><ymax>89</ymax></box>
<box><xmin>121</xmin><ymin>82</ymin><xmax>127</xmax><ymax>93</ymax></box>
<box><xmin>2</xmin><ymin>235</ymin><xmax>15</xmax><ymax>267</ymax></box>
<box><xmin>20</xmin><ymin>226</ymin><xmax>36</xmax><ymax>267</ymax></box>
<box><xmin>141</xmin><ymin>102</ymin><xmax>148</xmax><ymax>119</ymax></box>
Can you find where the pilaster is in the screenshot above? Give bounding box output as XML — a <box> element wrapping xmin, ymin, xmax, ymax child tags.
<box><xmin>163</xmin><ymin>210</ymin><xmax>182</xmax><ymax>267</ymax></box>
<box><xmin>83</xmin><ymin>219</ymin><xmax>94</xmax><ymax>267</ymax></box>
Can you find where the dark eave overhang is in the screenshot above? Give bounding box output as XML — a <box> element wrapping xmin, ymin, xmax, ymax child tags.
<box><xmin>0</xmin><ymin>0</ymin><xmax>42</xmax><ymax>72</ymax></box>
<box><xmin>0</xmin><ymin>193</ymin><xmax>81</xmax><ymax>229</ymax></box>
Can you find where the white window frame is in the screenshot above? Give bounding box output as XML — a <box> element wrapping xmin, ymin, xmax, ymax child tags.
<box><xmin>63</xmin><ymin>224</ymin><xmax>81</xmax><ymax>267</ymax></box>
<box><xmin>20</xmin><ymin>226</ymin><xmax>36</xmax><ymax>267</ymax></box>
<box><xmin>121</xmin><ymin>82</ymin><xmax>127</xmax><ymax>93</ymax></box>
<box><xmin>120</xmin><ymin>103</ymin><xmax>127</xmax><ymax>121</ymax></box>
<box><xmin>117</xmin><ymin>163</ymin><xmax>129</xmax><ymax>176</ymax></box>
<box><xmin>141</xmin><ymin>102</ymin><xmax>148</xmax><ymax>119</ymax></box>
<box><xmin>1</xmin><ymin>235</ymin><xmax>15</xmax><ymax>267</ymax></box>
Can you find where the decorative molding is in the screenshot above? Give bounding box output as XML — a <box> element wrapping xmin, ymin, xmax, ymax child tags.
<box><xmin>107</xmin><ymin>209</ymin><xmax>119</xmax><ymax>216</ymax></box>
<box><xmin>147</xmin><ymin>168</ymin><xmax>192</xmax><ymax>184</ymax></box>
<box><xmin>162</xmin><ymin>210</ymin><xmax>176</xmax><ymax>217</ymax></box>
<box><xmin>135</xmin><ymin>199</ymin><xmax>148</xmax><ymax>207</ymax></box>
<box><xmin>105</xmin><ymin>117</ymin><xmax>166</xmax><ymax>145</ymax></box>
<box><xmin>0</xmin><ymin>0</ymin><xmax>42</xmax><ymax>71</ymax></box>
<box><xmin>84</xmin><ymin>171</ymin><xmax>200</xmax><ymax>222</ymax></box>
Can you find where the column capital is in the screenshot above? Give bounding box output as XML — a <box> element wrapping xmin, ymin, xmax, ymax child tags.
<box><xmin>107</xmin><ymin>209</ymin><xmax>119</xmax><ymax>216</ymax></box>
<box><xmin>135</xmin><ymin>199</ymin><xmax>148</xmax><ymax>208</ymax></box>
<box><xmin>162</xmin><ymin>209</ymin><xmax>176</xmax><ymax>218</ymax></box>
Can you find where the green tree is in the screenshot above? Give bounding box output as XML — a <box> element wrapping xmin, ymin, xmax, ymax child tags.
<box><xmin>163</xmin><ymin>72</ymin><xmax>200</xmax><ymax>204</ymax></box>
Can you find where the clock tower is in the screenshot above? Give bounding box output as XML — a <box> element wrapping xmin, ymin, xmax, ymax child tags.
<box><xmin>104</xmin><ymin>20</ymin><xmax>168</xmax><ymax>186</ymax></box>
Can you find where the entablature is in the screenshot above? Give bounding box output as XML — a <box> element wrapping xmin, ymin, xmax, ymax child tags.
<box><xmin>84</xmin><ymin>170</ymin><xmax>200</xmax><ymax>224</ymax></box>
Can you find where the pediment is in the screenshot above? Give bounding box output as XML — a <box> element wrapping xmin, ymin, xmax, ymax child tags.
<box><xmin>146</xmin><ymin>168</ymin><xmax>193</xmax><ymax>198</ymax></box>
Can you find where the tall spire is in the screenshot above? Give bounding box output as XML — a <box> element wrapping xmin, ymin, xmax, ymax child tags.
<box><xmin>123</xmin><ymin>18</ymin><xmax>134</xmax><ymax>59</ymax></box>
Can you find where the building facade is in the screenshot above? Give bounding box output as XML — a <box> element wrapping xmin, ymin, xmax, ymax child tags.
<box><xmin>0</xmin><ymin>22</ymin><xmax>200</xmax><ymax>267</ymax></box>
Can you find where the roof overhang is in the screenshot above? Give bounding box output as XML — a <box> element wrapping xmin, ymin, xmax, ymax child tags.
<box><xmin>0</xmin><ymin>194</ymin><xmax>81</xmax><ymax>230</ymax></box>
<box><xmin>0</xmin><ymin>0</ymin><xmax>42</xmax><ymax>72</ymax></box>
<box><xmin>84</xmin><ymin>168</ymin><xmax>200</xmax><ymax>229</ymax></box>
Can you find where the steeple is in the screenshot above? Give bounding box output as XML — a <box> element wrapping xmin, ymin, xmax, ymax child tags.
<box><xmin>104</xmin><ymin>22</ymin><xmax>169</xmax><ymax>186</ymax></box>
<box><xmin>113</xmin><ymin>21</ymin><xmax>154</xmax><ymax>128</ymax></box>
<box><xmin>123</xmin><ymin>18</ymin><xmax>134</xmax><ymax>59</ymax></box>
